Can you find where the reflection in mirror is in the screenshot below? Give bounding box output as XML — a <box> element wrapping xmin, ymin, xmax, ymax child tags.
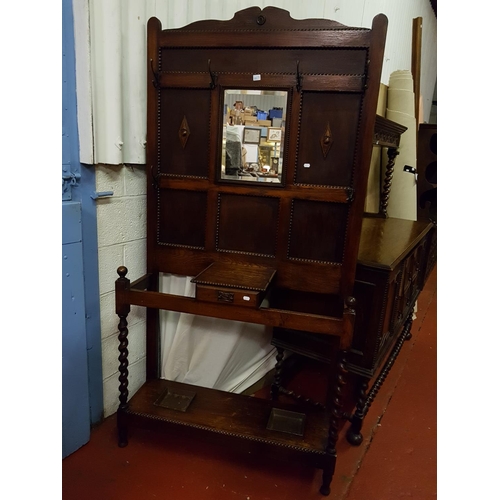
<box><xmin>221</xmin><ymin>89</ymin><xmax>288</xmax><ymax>184</ymax></box>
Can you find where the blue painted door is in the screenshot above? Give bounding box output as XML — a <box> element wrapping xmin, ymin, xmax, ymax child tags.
<box><xmin>62</xmin><ymin>202</ymin><xmax>90</xmax><ymax>457</ymax></box>
<box><xmin>62</xmin><ymin>0</ymin><xmax>103</xmax><ymax>457</ymax></box>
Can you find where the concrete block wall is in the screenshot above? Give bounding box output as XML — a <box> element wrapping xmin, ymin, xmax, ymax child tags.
<box><xmin>95</xmin><ymin>164</ymin><xmax>148</xmax><ymax>417</ymax></box>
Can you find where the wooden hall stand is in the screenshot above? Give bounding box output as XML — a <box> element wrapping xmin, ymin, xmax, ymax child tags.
<box><xmin>115</xmin><ymin>7</ymin><xmax>392</xmax><ymax>496</ymax></box>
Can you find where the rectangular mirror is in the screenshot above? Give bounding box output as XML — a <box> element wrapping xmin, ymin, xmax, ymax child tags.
<box><xmin>220</xmin><ymin>89</ymin><xmax>288</xmax><ymax>184</ymax></box>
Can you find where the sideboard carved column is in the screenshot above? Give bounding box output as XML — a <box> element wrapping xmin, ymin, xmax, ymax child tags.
<box><xmin>380</xmin><ymin>147</ymin><xmax>399</xmax><ymax>217</ymax></box>
<box><xmin>371</xmin><ymin>116</ymin><xmax>408</xmax><ymax>218</ymax></box>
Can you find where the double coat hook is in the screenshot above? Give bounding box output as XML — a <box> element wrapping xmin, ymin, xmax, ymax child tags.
<box><xmin>296</xmin><ymin>60</ymin><xmax>303</xmax><ymax>92</ymax></box>
<box><xmin>208</xmin><ymin>59</ymin><xmax>217</xmax><ymax>89</ymax></box>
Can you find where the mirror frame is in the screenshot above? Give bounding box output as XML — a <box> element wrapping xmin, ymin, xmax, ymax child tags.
<box><xmin>216</xmin><ymin>85</ymin><xmax>293</xmax><ymax>187</ymax></box>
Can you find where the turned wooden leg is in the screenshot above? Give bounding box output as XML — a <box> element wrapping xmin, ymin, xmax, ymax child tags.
<box><xmin>346</xmin><ymin>377</ymin><xmax>369</xmax><ymax>446</ymax></box>
<box><xmin>117</xmin><ymin>313</ymin><xmax>130</xmax><ymax>447</ymax></box>
<box><xmin>116</xmin><ymin>266</ymin><xmax>131</xmax><ymax>447</ymax></box>
<box><xmin>321</xmin><ymin>460</ymin><xmax>335</xmax><ymax>496</ymax></box>
<box><xmin>320</xmin><ymin>350</ymin><xmax>349</xmax><ymax>496</ymax></box>
<box><xmin>404</xmin><ymin>309</ymin><xmax>414</xmax><ymax>341</ymax></box>
<box><xmin>117</xmin><ymin>406</ymin><xmax>128</xmax><ymax>448</ymax></box>
<box><xmin>271</xmin><ymin>346</ymin><xmax>285</xmax><ymax>400</ymax></box>
<box><xmin>352</xmin><ymin>311</ymin><xmax>414</xmax><ymax>437</ymax></box>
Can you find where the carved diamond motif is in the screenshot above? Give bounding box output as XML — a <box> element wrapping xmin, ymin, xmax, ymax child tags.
<box><xmin>320</xmin><ymin>122</ymin><xmax>333</xmax><ymax>159</ymax></box>
<box><xmin>178</xmin><ymin>116</ymin><xmax>190</xmax><ymax>149</ymax></box>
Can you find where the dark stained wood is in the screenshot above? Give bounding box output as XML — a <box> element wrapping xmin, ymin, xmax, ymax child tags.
<box><xmin>216</xmin><ymin>193</ymin><xmax>280</xmax><ymax>256</ymax></box>
<box><xmin>158</xmin><ymin>89</ymin><xmax>212</xmax><ymax>177</ymax></box>
<box><xmin>192</xmin><ymin>261</ymin><xmax>277</xmax><ymax>308</ymax></box>
<box><xmin>373</xmin><ymin>115</ymin><xmax>407</xmax><ymax>148</ymax></box>
<box><xmin>272</xmin><ymin>217</ymin><xmax>436</xmax><ymax>443</ymax></box>
<box><xmin>295</xmin><ymin>92</ymin><xmax>362</xmax><ymax>187</ymax></box>
<box><xmin>192</xmin><ymin>261</ymin><xmax>276</xmax><ymax>291</ymax></box>
<box><xmin>124</xmin><ymin>378</ymin><xmax>330</xmax><ymax>452</ymax></box>
<box><xmin>147</xmin><ymin>9</ymin><xmax>388</xmax><ymax>298</ymax></box>
<box><xmin>159</xmin><ymin>50</ymin><xmax>366</xmax><ymax>79</ymax></box>
<box><xmin>164</xmin><ymin>6</ymin><xmax>361</xmax><ymax>33</ymax></box>
<box><xmin>158</xmin><ymin>189</ymin><xmax>207</xmax><ymax>248</ymax></box>
<box><xmin>339</xmin><ymin>12</ymin><xmax>388</xmax><ymax>300</ymax></box>
<box><xmin>158</xmin><ymin>30</ymin><xmax>372</xmax><ymax>50</ymax></box>
<box><xmin>158</xmin><ymin>177</ymin><xmax>353</xmax><ymax>203</ymax></box>
<box><xmin>356</xmin><ymin>217</ymin><xmax>432</xmax><ymax>270</ymax></box>
<box><xmin>412</xmin><ymin>17</ymin><xmax>423</xmax><ymax>135</ymax></box>
<box><xmin>117</xmin><ymin>7</ymin><xmax>392</xmax><ymax>496</ymax></box>
<box><xmin>148</xmin><ymin>247</ymin><xmax>345</xmax><ymax>294</ymax></box>
<box><xmin>416</xmin><ymin>124</ymin><xmax>437</xmax><ymax>224</ymax></box>
<box><xmin>125</xmin><ymin>288</ymin><xmax>345</xmax><ymax>336</ymax></box>
<box><xmin>379</xmin><ymin>147</ymin><xmax>399</xmax><ymax>217</ymax></box>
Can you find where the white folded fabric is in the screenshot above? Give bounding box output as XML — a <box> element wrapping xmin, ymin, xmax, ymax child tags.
<box><xmin>158</xmin><ymin>273</ymin><xmax>276</xmax><ymax>394</ymax></box>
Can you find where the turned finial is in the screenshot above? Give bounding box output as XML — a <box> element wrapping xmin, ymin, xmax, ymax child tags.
<box><xmin>117</xmin><ymin>266</ymin><xmax>128</xmax><ymax>278</ymax></box>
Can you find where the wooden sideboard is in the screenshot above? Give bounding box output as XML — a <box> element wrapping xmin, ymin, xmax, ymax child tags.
<box><xmin>271</xmin><ymin>216</ymin><xmax>436</xmax><ymax>444</ymax></box>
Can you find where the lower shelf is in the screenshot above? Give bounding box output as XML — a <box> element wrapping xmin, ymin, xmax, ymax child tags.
<box><xmin>120</xmin><ymin>379</ymin><xmax>330</xmax><ymax>467</ymax></box>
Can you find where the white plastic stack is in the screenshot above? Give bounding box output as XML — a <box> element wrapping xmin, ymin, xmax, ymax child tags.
<box><xmin>385</xmin><ymin>70</ymin><xmax>418</xmax><ymax>221</ymax></box>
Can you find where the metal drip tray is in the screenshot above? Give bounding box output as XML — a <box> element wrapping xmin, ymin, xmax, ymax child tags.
<box><xmin>266</xmin><ymin>408</ymin><xmax>306</xmax><ymax>436</ymax></box>
<box><xmin>154</xmin><ymin>387</ymin><xmax>196</xmax><ymax>412</ymax></box>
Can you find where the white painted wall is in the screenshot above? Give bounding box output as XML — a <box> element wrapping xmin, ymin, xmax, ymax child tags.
<box><xmin>74</xmin><ymin>0</ymin><xmax>437</xmax><ymax>417</ymax></box>
<box><xmin>95</xmin><ymin>165</ymin><xmax>148</xmax><ymax>415</ymax></box>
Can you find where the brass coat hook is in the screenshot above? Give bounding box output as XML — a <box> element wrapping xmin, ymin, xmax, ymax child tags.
<box><xmin>296</xmin><ymin>60</ymin><xmax>302</xmax><ymax>92</ymax></box>
<box><xmin>208</xmin><ymin>59</ymin><xmax>217</xmax><ymax>89</ymax></box>
<box><xmin>150</xmin><ymin>59</ymin><xmax>160</xmax><ymax>88</ymax></box>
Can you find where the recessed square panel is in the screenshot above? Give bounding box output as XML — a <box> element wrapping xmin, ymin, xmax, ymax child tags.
<box><xmin>295</xmin><ymin>92</ymin><xmax>362</xmax><ymax>187</ymax></box>
<box><xmin>159</xmin><ymin>89</ymin><xmax>211</xmax><ymax>177</ymax></box>
<box><xmin>288</xmin><ymin>200</ymin><xmax>348</xmax><ymax>263</ymax></box>
<box><xmin>158</xmin><ymin>189</ymin><xmax>207</xmax><ymax>248</ymax></box>
<box><xmin>217</xmin><ymin>194</ymin><xmax>279</xmax><ymax>256</ymax></box>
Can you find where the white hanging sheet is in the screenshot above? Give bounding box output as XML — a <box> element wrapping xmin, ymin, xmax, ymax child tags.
<box><xmin>159</xmin><ymin>273</ymin><xmax>277</xmax><ymax>393</ymax></box>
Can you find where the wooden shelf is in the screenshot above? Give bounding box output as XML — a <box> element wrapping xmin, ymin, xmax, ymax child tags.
<box><xmin>122</xmin><ymin>379</ymin><xmax>330</xmax><ymax>462</ymax></box>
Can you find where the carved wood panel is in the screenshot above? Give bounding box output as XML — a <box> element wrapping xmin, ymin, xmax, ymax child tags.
<box><xmin>295</xmin><ymin>92</ymin><xmax>362</xmax><ymax>187</ymax></box>
<box><xmin>159</xmin><ymin>88</ymin><xmax>211</xmax><ymax>178</ymax></box>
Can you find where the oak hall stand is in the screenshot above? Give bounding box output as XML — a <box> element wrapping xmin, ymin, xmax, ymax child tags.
<box><xmin>113</xmin><ymin>8</ymin><xmax>421</xmax><ymax>495</ymax></box>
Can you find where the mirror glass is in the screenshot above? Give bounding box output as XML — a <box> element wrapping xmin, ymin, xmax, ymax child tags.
<box><xmin>221</xmin><ymin>89</ymin><xmax>288</xmax><ymax>184</ymax></box>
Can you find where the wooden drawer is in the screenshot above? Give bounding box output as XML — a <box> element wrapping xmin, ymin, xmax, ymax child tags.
<box><xmin>195</xmin><ymin>284</ymin><xmax>264</xmax><ymax>308</ymax></box>
<box><xmin>192</xmin><ymin>262</ymin><xmax>276</xmax><ymax>309</ymax></box>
